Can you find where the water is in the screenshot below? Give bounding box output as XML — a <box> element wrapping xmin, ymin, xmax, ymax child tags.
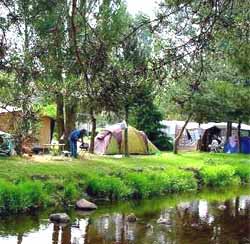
<box><xmin>1</xmin><ymin>187</ymin><xmax>250</xmax><ymax>244</ymax></box>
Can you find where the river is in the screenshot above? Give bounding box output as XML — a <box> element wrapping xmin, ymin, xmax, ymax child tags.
<box><xmin>1</xmin><ymin>186</ymin><xmax>250</xmax><ymax>244</ymax></box>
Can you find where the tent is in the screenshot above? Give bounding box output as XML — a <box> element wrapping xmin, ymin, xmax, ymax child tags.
<box><xmin>94</xmin><ymin>123</ymin><xmax>159</xmax><ymax>155</ymax></box>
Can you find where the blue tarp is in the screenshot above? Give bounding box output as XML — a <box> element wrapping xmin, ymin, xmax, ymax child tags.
<box><xmin>240</xmin><ymin>137</ymin><xmax>250</xmax><ymax>154</ymax></box>
<box><xmin>224</xmin><ymin>136</ymin><xmax>250</xmax><ymax>154</ymax></box>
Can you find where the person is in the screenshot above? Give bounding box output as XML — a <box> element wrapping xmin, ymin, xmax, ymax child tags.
<box><xmin>209</xmin><ymin>136</ymin><xmax>219</xmax><ymax>152</ymax></box>
<box><xmin>68</xmin><ymin>129</ymin><xmax>87</xmax><ymax>158</ymax></box>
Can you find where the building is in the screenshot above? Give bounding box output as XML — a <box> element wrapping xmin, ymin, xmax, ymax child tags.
<box><xmin>0</xmin><ymin>106</ymin><xmax>55</xmax><ymax>149</ymax></box>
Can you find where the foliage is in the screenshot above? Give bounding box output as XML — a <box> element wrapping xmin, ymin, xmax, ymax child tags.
<box><xmin>1</xmin><ymin>152</ymin><xmax>250</xmax><ymax>215</ymax></box>
<box><xmin>62</xmin><ymin>182</ymin><xmax>79</xmax><ymax>205</ymax></box>
<box><xmin>86</xmin><ymin>174</ymin><xmax>130</xmax><ymax>200</ymax></box>
<box><xmin>200</xmin><ymin>165</ymin><xmax>240</xmax><ymax>187</ymax></box>
<box><xmin>123</xmin><ymin>169</ymin><xmax>197</xmax><ymax>198</ymax></box>
<box><xmin>129</xmin><ymin>83</ymin><xmax>170</xmax><ymax>150</ymax></box>
<box><xmin>0</xmin><ymin>180</ymin><xmax>45</xmax><ymax>215</ymax></box>
<box><xmin>234</xmin><ymin>164</ymin><xmax>250</xmax><ymax>183</ymax></box>
<box><xmin>37</xmin><ymin>104</ymin><xmax>57</xmax><ymax>119</ymax></box>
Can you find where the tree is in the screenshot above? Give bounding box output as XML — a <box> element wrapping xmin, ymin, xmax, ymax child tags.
<box><xmin>108</xmin><ymin>15</ymin><xmax>155</xmax><ymax>156</ymax></box>
<box><xmin>0</xmin><ymin>0</ymin><xmax>41</xmax><ymax>154</ymax></box>
<box><xmin>129</xmin><ymin>83</ymin><xmax>168</xmax><ymax>150</ymax></box>
<box><xmin>70</xmin><ymin>0</ymin><xmax>132</xmax><ymax>153</ymax></box>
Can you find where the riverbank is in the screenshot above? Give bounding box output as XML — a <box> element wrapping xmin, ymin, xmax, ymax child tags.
<box><xmin>0</xmin><ymin>152</ymin><xmax>250</xmax><ymax>215</ymax></box>
<box><xmin>1</xmin><ymin>185</ymin><xmax>250</xmax><ymax>243</ymax></box>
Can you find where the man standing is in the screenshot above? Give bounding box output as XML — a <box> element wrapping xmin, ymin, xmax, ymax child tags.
<box><xmin>68</xmin><ymin>129</ymin><xmax>87</xmax><ymax>158</ymax></box>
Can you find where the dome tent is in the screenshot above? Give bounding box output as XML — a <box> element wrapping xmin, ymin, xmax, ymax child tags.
<box><xmin>94</xmin><ymin>123</ymin><xmax>159</xmax><ymax>155</ymax></box>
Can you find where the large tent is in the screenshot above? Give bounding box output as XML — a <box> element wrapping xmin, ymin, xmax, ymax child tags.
<box><xmin>162</xmin><ymin>120</ymin><xmax>250</xmax><ymax>152</ymax></box>
<box><xmin>94</xmin><ymin>123</ymin><xmax>159</xmax><ymax>155</ymax></box>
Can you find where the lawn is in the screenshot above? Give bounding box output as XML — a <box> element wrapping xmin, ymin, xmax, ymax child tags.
<box><xmin>0</xmin><ymin>152</ymin><xmax>250</xmax><ymax>215</ymax></box>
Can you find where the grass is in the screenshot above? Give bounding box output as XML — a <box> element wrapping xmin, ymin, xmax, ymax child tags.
<box><xmin>0</xmin><ymin>152</ymin><xmax>250</xmax><ymax>215</ymax></box>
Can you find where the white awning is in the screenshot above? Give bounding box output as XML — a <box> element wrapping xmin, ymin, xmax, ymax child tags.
<box><xmin>0</xmin><ymin>106</ymin><xmax>20</xmax><ymax>114</ymax></box>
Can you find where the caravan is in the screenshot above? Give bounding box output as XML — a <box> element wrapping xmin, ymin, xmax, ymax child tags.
<box><xmin>0</xmin><ymin>131</ymin><xmax>14</xmax><ymax>156</ymax></box>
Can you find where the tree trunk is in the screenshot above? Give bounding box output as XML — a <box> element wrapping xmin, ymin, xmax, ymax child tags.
<box><xmin>64</xmin><ymin>101</ymin><xmax>77</xmax><ymax>149</ymax></box>
<box><xmin>61</xmin><ymin>225</ymin><xmax>71</xmax><ymax>244</ymax></box>
<box><xmin>89</xmin><ymin>109</ymin><xmax>96</xmax><ymax>154</ymax></box>
<box><xmin>52</xmin><ymin>224</ymin><xmax>60</xmax><ymax>244</ymax></box>
<box><xmin>173</xmin><ymin>114</ymin><xmax>192</xmax><ymax>154</ymax></box>
<box><xmin>235</xmin><ymin>196</ymin><xmax>240</xmax><ymax>217</ymax></box>
<box><xmin>196</xmin><ymin>123</ymin><xmax>202</xmax><ymax>151</ymax></box>
<box><xmin>124</xmin><ymin>106</ymin><xmax>129</xmax><ymax>157</ymax></box>
<box><xmin>56</xmin><ymin>94</ymin><xmax>64</xmax><ymax>141</ymax></box>
<box><xmin>17</xmin><ymin>233</ymin><xmax>23</xmax><ymax>244</ymax></box>
<box><xmin>226</xmin><ymin>121</ymin><xmax>232</xmax><ymax>142</ymax></box>
<box><xmin>238</xmin><ymin>120</ymin><xmax>241</xmax><ymax>153</ymax></box>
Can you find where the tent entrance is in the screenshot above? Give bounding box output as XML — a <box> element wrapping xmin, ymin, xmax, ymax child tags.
<box><xmin>201</xmin><ymin>126</ymin><xmax>221</xmax><ymax>151</ymax></box>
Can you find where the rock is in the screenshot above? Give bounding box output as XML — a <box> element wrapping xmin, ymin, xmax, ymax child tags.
<box><xmin>49</xmin><ymin>213</ymin><xmax>70</xmax><ymax>223</ymax></box>
<box><xmin>218</xmin><ymin>205</ymin><xmax>226</xmax><ymax>211</ymax></box>
<box><xmin>157</xmin><ymin>217</ymin><xmax>169</xmax><ymax>225</ymax></box>
<box><xmin>76</xmin><ymin>199</ymin><xmax>97</xmax><ymax>210</ymax></box>
<box><xmin>127</xmin><ymin>213</ymin><xmax>137</xmax><ymax>223</ymax></box>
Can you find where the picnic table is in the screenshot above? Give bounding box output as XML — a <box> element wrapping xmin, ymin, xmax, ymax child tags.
<box><xmin>42</xmin><ymin>143</ymin><xmax>66</xmax><ymax>154</ymax></box>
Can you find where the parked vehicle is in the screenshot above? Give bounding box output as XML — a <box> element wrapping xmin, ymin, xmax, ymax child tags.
<box><xmin>0</xmin><ymin>131</ymin><xmax>14</xmax><ymax>156</ymax></box>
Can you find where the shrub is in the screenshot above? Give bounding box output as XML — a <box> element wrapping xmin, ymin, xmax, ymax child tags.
<box><xmin>0</xmin><ymin>180</ymin><xmax>45</xmax><ymax>214</ymax></box>
<box><xmin>86</xmin><ymin>175</ymin><xmax>130</xmax><ymax>200</ymax></box>
<box><xmin>234</xmin><ymin>164</ymin><xmax>250</xmax><ymax>183</ymax></box>
<box><xmin>124</xmin><ymin>173</ymin><xmax>152</xmax><ymax>198</ymax></box>
<box><xmin>18</xmin><ymin>181</ymin><xmax>45</xmax><ymax>209</ymax></box>
<box><xmin>61</xmin><ymin>182</ymin><xmax>79</xmax><ymax>205</ymax></box>
<box><xmin>200</xmin><ymin>165</ymin><xmax>240</xmax><ymax>187</ymax></box>
<box><xmin>123</xmin><ymin>169</ymin><xmax>197</xmax><ymax>199</ymax></box>
<box><xmin>160</xmin><ymin>170</ymin><xmax>197</xmax><ymax>193</ymax></box>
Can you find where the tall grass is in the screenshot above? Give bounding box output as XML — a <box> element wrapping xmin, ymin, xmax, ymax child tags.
<box><xmin>86</xmin><ymin>174</ymin><xmax>130</xmax><ymax>200</ymax></box>
<box><xmin>85</xmin><ymin>169</ymin><xmax>197</xmax><ymax>200</ymax></box>
<box><xmin>1</xmin><ymin>153</ymin><xmax>250</xmax><ymax>215</ymax></box>
<box><xmin>0</xmin><ymin>180</ymin><xmax>45</xmax><ymax>214</ymax></box>
<box><xmin>200</xmin><ymin>165</ymin><xmax>240</xmax><ymax>187</ymax></box>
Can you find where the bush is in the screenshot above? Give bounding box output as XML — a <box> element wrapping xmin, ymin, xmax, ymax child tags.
<box><xmin>154</xmin><ymin>135</ymin><xmax>173</xmax><ymax>151</ymax></box>
<box><xmin>0</xmin><ymin>180</ymin><xmax>45</xmax><ymax>214</ymax></box>
<box><xmin>234</xmin><ymin>164</ymin><xmax>250</xmax><ymax>183</ymax></box>
<box><xmin>19</xmin><ymin>181</ymin><xmax>45</xmax><ymax>209</ymax></box>
<box><xmin>86</xmin><ymin>174</ymin><xmax>130</xmax><ymax>200</ymax></box>
<box><xmin>123</xmin><ymin>169</ymin><xmax>197</xmax><ymax>199</ymax></box>
<box><xmin>124</xmin><ymin>173</ymin><xmax>152</xmax><ymax>198</ymax></box>
<box><xmin>200</xmin><ymin>165</ymin><xmax>240</xmax><ymax>187</ymax></box>
<box><xmin>62</xmin><ymin>182</ymin><xmax>79</xmax><ymax>205</ymax></box>
<box><xmin>160</xmin><ymin>170</ymin><xmax>197</xmax><ymax>193</ymax></box>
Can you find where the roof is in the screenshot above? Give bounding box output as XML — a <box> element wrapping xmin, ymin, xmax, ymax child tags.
<box><xmin>161</xmin><ymin>120</ymin><xmax>199</xmax><ymax>130</ymax></box>
<box><xmin>0</xmin><ymin>106</ymin><xmax>20</xmax><ymax>114</ymax></box>
<box><xmin>0</xmin><ymin>106</ymin><xmax>55</xmax><ymax>121</ymax></box>
<box><xmin>200</xmin><ymin>122</ymin><xmax>250</xmax><ymax>131</ymax></box>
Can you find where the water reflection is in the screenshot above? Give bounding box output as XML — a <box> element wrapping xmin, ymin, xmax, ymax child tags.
<box><xmin>1</xmin><ymin>188</ymin><xmax>250</xmax><ymax>244</ymax></box>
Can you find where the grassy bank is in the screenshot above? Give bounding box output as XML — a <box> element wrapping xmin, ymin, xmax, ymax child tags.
<box><xmin>0</xmin><ymin>152</ymin><xmax>250</xmax><ymax>215</ymax></box>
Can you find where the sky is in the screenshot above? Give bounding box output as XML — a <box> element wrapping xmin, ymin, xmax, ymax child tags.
<box><xmin>126</xmin><ymin>0</ymin><xmax>160</xmax><ymax>18</ymax></box>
